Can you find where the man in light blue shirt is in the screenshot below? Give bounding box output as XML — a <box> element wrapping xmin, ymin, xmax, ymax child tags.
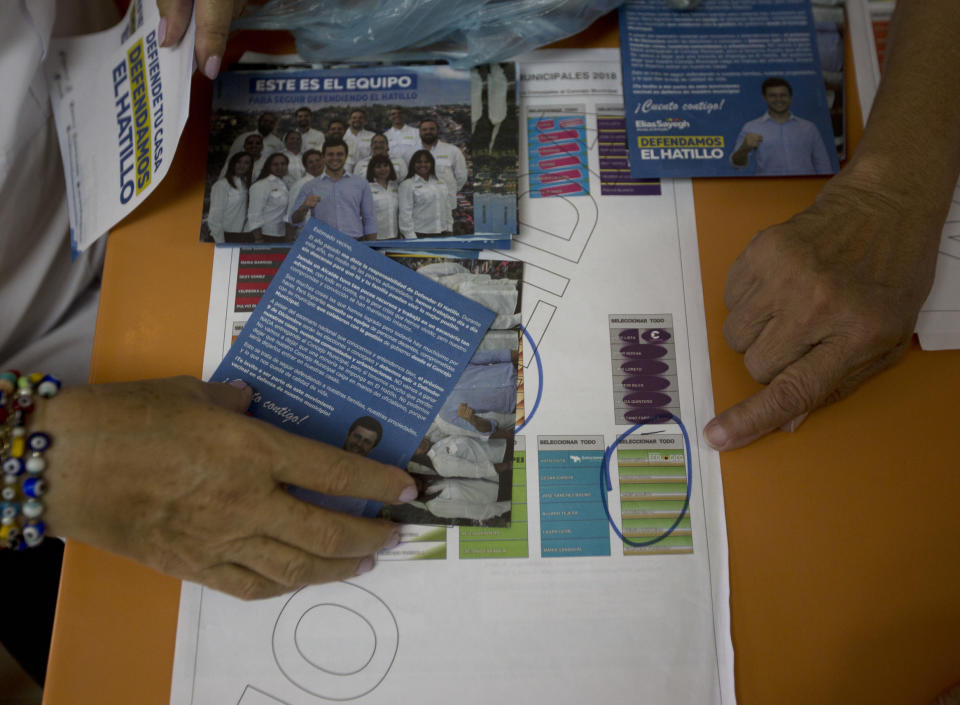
<box><xmin>731</xmin><ymin>77</ymin><xmax>834</xmax><ymax>176</ymax></box>
<box><xmin>289</xmin><ymin>137</ymin><xmax>378</xmax><ymax>240</ymax></box>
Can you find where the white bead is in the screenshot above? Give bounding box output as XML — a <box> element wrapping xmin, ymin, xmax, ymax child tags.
<box><xmin>12</xmin><ymin>426</ymin><xmax>25</xmax><ymax>437</ymax></box>
<box><xmin>3</xmin><ymin>475</ymin><xmax>16</xmax><ymax>485</ymax></box>
<box><xmin>25</xmin><ymin>456</ymin><xmax>45</xmax><ymax>474</ymax></box>
<box><xmin>21</xmin><ymin>498</ymin><xmax>43</xmax><ymax>519</ymax></box>
<box><xmin>38</xmin><ymin>381</ymin><xmax>58</xmax><ymax>397</ymax></box>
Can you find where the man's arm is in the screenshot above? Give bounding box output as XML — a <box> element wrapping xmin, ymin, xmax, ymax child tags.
<box><xmin>452</xmin><ymin>146</ymin><xmax>468</xmax><ymax>191</ymax></box>
<box><xmin>706</xmin><ymin>0</ymin><xmax>960</xmax><ymax>450</ymax></box>
<box><xmin>730</xmin><ymin>128</ymin><xmax>759</xmax><ymax>167</ymax></box>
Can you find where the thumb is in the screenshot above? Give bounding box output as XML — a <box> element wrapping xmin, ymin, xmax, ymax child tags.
<box><xmin>204</xmin><ymin>378</ymin><xmax>254</xmax><ymax>413</ymax></box>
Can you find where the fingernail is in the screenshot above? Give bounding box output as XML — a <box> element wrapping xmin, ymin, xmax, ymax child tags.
<box><xmin>398</xmin><ymin>485</ymin><xmax>418</xmax><ymax>503</ymax></box>
<box><xmin>355</xmin><ymin>556</ymin><xmax>375</xmax><ymax>576</ymax></box>
<box><xmin>704</xmin><ymin>419</ymin><xmax>727</xmax><ymax>450</ymax></box>
<box><xmin>780</xmin><ymin>412</ymin><xmax>808</xmax><ymax>433</ymax></box>
<box><xmin>203</xmin><ymin>55</ymin><xmax>221</xmax><ymax>80</ymax></box>
<box><xmin>228</xmin><ymin>379</ymin><xmax>250</xmax><ymax>391</ymax></box>
<box><xmin>157</xmin><ymin>18</ymin><xmax>167</xmax><ymax>46</ymax></box>
<box><xmin>383</xmin><ymin>528</ymin><xmax>401</xmax><ymax>550</ymax></box>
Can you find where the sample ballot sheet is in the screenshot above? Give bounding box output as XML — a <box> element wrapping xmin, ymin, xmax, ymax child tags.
<box><xmin>173</xmin><ymin>50</ymin><xmax>736</xmax><ymax>705</ymax></box>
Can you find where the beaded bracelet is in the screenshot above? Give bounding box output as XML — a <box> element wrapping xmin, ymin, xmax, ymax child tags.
<box><xmin>0</xmin><ymin>371</ymin><xmax>60</xmax><ymax>551</ymax></box>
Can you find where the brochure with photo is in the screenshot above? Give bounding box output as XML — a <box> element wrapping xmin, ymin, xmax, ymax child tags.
<box><xmin>200</xmin><ymin>63</ymin><xmax>518</xmax><ymax>250</ymax></box>
<box><xmin>619</xmin><ymin>0</ymin><xmax>840</xmax><ymax>178</ymax></box>
<box><xmin>211</xmin><ymin>219</ymin><xmax>496</xmax><ymax>521</ymax></box>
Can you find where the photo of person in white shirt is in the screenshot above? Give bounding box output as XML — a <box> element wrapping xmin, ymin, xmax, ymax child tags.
<box><xmin>353</xmin><ymin>133</ymin><xmax>407</xmax><ymax>181</ymax></box>
<box><xmin>365</xmin><ymin>154</ymin><xmax>399</xmax><ymax>240</ymax></box>
<box><xmin>384</xmin><ymin>106</ymin><xmax>419</xmax><ymax>157</ymax></box>
<box><xmin>206</xmin><ymin>151</ymin><xmax>253</xmax><ymax>243</ymax></box>
<box><xmin>398</xmin><ymin>149</ymin><xmax>451</xmax><ymax>239</ymax></box>
<box><xmin>281</xmin><ymin>131</ymin><xmax>305</xmax><ymax>187</ymax></box>
<box><xmin>245</xmin><ymin>153</ymin><xmax>290</xmax><ymax>243</ymax></box>
<box><xmin>294</xmin><ymin>106</ymin><xmax>325</xmax><ymax>153</ymax></box>
<box><xmin>286</xmin><ymin>148</ymin><xmax>324</xmax><ymax>239</ymax></box>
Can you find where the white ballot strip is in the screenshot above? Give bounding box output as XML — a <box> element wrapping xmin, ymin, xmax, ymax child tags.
<box><xmin>44</xmin><ymin>1</ymin><xmax>194</xmax><ymax>253</ymax></box>
<box><xmin>176</xmin><ymin>50</ymin><xmax>735</xmax><ymax>705</ymax></box>
<box><xmin>847</xmin><ymin>0</ymin><xmax>960</xmax><ymax>350</ymax></box>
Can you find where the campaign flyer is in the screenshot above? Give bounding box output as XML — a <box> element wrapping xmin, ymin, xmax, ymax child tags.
<box><xmin>211</xmin><ymin>219</ymin><xmax>496</xmax><ymax>519</ymax></box>
<box><xmin>619</xmin><ymin>0</ymin><xmax>840</xmax><ymax>178</ymax></box>
<box><xmin>45</xmin><ymin>0</ymin><xmax>194</xmax><ymax>253</ymax></box>
<box><xmin>200</xmin><ymin>63</ymin><xmax>518</xmax><ymax>250</ymax></box>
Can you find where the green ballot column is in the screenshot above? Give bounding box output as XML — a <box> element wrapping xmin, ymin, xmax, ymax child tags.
<box><xmin>460</xmin><ymin>437</ymin><xmax>529</xmax><ymax>559</ymax></box>
<box><xmin>617</xmin><ymin>434</ymin><xmax>693</xmax><ymax>555</ymax></box>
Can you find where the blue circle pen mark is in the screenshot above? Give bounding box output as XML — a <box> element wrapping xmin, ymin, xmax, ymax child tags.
<box><xmin>515</xmin><ymin>325</ymin><xmax>542</xmax><ymax>433</ymax></box>
<box><xmin>600</xmin><ymin>413</ymin><xmax>692</xmax><ymax>547</ymax></box>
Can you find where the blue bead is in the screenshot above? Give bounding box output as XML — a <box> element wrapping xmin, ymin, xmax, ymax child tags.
<box><xmin>26</xmin><ymin>432</ymin><xmax>51</xmax><ymax>452</ymax></box>
<box><xmin>23</xmin><ymin>521</ymin><xmax>45</xmax><ymax>548</ymax></box>
<box><xmin>2</xmin><ymin>457</ymin><xmax>23</xmax><ymax>476</ymax></box>
<box><xmin>0</xmin><ymin>502</ymin><xmax>19</xmax><ymax>522</ymax></box>
<box><xmin>22</xmin><ymin>477</ymin><xmax>46</xmax><ymax>498</ymax></box>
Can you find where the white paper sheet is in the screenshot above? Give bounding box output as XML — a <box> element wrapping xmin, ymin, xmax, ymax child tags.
<box><xmin>44</xmin><ymin>0</ymin><xmax>194</xmax><ymax>253</ymax></box>
<box><xmin>175</xmin><ymin>49</ymin><xmax>735</xmax><ymax>705</ymax></box>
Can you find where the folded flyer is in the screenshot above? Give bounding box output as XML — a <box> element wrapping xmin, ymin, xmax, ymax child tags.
<box><xmin>44</xmin><ymin>1</ymin><xmax>195</xmax><ymax>253</ymax></box>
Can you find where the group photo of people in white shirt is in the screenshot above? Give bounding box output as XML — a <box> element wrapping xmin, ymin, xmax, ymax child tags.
<box><xmin>200</xmin><ymin>63</ymin><xmax>519</xmax><ymax>247</ymax></box>
<box><xmin>379</xmin><ymin>259</ymin><xmax>525</xmax><ymax>527</ymax></box>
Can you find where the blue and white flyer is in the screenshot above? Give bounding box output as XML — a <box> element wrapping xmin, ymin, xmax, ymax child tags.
<box><xmin>619</xmin><ymin>0</ymin><xmax>839</xmax><ymax>178</ymax></box>
<box><xmin>211</xmin><ymin>219</ymin><xmax>495</xmax><ymax>518</ymax></box>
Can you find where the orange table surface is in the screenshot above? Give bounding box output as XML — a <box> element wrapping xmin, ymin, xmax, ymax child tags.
<box><xmin>45</xmin><ymin>14</ymin><xmax>960</xmax><ymax>705</ymax></box>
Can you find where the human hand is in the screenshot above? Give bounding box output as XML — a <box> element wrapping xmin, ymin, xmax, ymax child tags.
<box><xmin>456</xmin><ymin>403</ymin><xmax>475</xmax><ymax>422</ymax></box>
<box><xmin>38</xmin><ymin>377</ymin><xmax>416</xmax><ymax>599</ymax></box>
<box><xmin>743</xmin><ymin>133</ymin><xmax>763</xmax><ymax>150</ymax></box>
<box><xmin>157</xmin><ymin>0</ymin><xmax>249</xmax><ymax>79</ymax></box>
<box><xmin>304</xmin><ymin>195</ymin><xmax>322</xmax><ymax>209</ymax></box>
<box><xmin>704</xmin><ymin>172</ymin><xmax>942</xmax><ymax>451</ymax></box>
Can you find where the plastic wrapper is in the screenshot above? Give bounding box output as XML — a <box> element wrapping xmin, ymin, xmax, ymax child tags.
<box><xmin>234</xmin><ymin>0</ymin><xmax>624</xmax><ymax>67</ymax></box>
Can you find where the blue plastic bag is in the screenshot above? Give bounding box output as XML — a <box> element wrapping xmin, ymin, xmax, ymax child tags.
<box><xmin>234</xmin><ymin>0</ymin><xmax>625</xmax><ymax>67</ymax></box>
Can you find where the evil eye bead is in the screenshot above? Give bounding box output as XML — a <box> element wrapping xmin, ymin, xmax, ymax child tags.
<box><xmin>2</xmin><ymin>457</ymin><xmax>23</xmax><ymax>476</ymax></box>
<box><xmin>0</xmin><ymin>523</ymin><xmax>20</xmax><ymax>547</ymax></box>
<box><xmin>27</xmin><ymin>432</ymin><xmax>51</xmax><ymax>452</ymax></box>
<box><xmin>21</xmin><ymin>498</ymin><xmax>43</xmax><ymax>520</ymax></box>
<box><xmin>37</xmin><ymin>375</ymin><xmax>61</xmax><ymax>398</ymax></box>
<box><xmin>14</xmin><ymin>392</ymin><xmax>34</xmax><ymax>412</ymax></box>
<box><xmin>22</xmin><ymin>477</ymin><xmax>46</xmax><ymax>498</ymax></box>
<box><xmin>25</xmin><ymin>456</ymin><xmax>45</xmax><ymax>474</ymax></box>
<box><xmin>0</xmin><ymin>486</ymin><xmax>16</xmax><ymax>502</ymax></box>
<box><xmin>22</xmin><ymin>521</ymin><xmax>45</xmax><ymax>548</ymax></box>
<box><xmin>0</xmin><ymin>502</ymin><xmax>19</xmax><ymax>521</ymax></box>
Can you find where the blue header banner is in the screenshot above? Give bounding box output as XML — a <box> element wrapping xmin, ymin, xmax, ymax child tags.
<box><xmin>249</xmin><ymin>71</ymin><xmax>418</xmax><ymax>94</ymax></box>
